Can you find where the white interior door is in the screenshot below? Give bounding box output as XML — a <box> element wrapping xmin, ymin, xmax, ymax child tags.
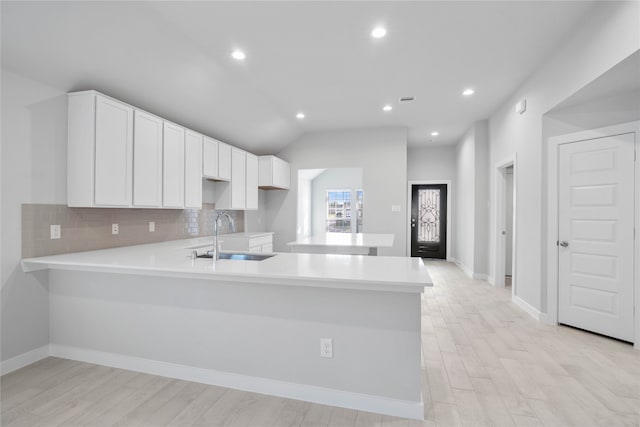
<box><xmin>558</xmin><ymin>133</ymin><xmax>635</xmax><ymax>342</ymax></box>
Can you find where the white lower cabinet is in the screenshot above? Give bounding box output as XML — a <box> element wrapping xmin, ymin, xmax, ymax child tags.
<box><xmin>220</xmin><ymin>233</ymin><xmax>274</xmax><ymax>253</ymax></box>
<box><xmin>162</xmin><ymin>122</ymin><xmax>185</xmax><ymax>208</ymax></box>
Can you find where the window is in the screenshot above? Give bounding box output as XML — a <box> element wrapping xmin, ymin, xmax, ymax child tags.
<box><xmin>326</xmin><ymin>189</ymin><xmax>363</xmax><ymax>233</ymax></box>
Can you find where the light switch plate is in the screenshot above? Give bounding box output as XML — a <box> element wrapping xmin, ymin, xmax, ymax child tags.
<box><xmin>149</xmin><ymin>221</ymin><xmax>155</xmax><ymax>232</ymax></box>
<box><xmin>391</xmin><ymin>205</ymin><xmax>401</xmax><ymax>212</ymax></box>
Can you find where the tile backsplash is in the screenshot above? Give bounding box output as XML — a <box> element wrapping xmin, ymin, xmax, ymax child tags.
<box><xmin>22</xmin><ymin>203</ymin><xmax>244</xmax><ymax>258</ymax></box>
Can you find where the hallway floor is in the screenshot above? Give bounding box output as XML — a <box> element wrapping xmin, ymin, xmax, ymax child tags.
<box><xmin>1</xmin><ymin>261</ymin><xmax>638</xmax><ymax>426</ymax></box>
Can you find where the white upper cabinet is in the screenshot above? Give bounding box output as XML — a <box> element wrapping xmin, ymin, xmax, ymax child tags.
<box><xmin>246</xmin><ymin>153</ymin><xmax>259</xmax><ymax>210</ymax></box>
<box><xmin>133</xmin><ymin>110</ymin><xmax>163</xmax><ymax>207</ymax></box>
<box><xmin>218</xmin><ymin>142</ymin><xmax>232</xmax><ymax>181</ymax></box>
<box><xmin>203</xmin><ymin>136</ymin><xmax>219</xmax><ymax>179</ymax></box>
<box><xmin>215</xmin><ymin>147</ymin><xmax>249</xmax><ymax>210</ymax></box>
<box><xmin>68</xmin><ymin>90</ymin><xmax>270</xmax><ymax>212</ymax></box>
<box><xmin>68</xmin><ymin>91</ymin><xmax>134</xmax><ymax>207</ymax></box>
<box><xmin>162</xmin><ymin>122</ymin><xmax>185</xmax><ymax>208</ymax></box>
<box><xmin>231</xmin><ymin>147</ymin><xmax>247</xmax><ymax>209</ymax></box>
<box><xmin>184</xmin><ymin>130</ymin><xmax>203</xmax><ymax>208</ymax></box>
<box><xmin>258</xmin><ymin>155</ymin><xmax>290</xmax><ymax>190</ymax></box>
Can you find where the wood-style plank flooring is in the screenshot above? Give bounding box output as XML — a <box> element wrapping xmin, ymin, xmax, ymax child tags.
<box><xmin>2</xmin><ymin>260</ymin><xmax>639</xmax><ymax>426</ymax></box>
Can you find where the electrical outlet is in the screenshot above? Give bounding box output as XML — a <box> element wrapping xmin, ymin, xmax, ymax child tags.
<box><xmin>320</xmin><ymin>338</ymin><xmax>333</xmax><ymax>358</ymax></box>
<box><xmin>50</xmin><ymin>224</ymin><xmax>61</xmax><ymax>240</ymax></box>
<box><xmin>112</xmin><ymin>223</ymin><xmax>119</xmax><ymax>235</ymax></box>
<box><xmin>149</xmin><ymin>221</ymin><xmax>155</xmax><ymax>232</ymax></box>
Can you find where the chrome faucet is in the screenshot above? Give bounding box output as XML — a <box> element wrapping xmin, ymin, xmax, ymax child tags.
<box><xmin>212</xmin><ymin>211</ymin><xmax>235</xmax><ymax>261</ymax></box>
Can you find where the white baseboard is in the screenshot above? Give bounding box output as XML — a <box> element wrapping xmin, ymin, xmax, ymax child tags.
<box><xmin>473</xmin><ymin>273</ymin><xmax>488</xmax><ymax>281</ymax></box>
<box><xmin>0</xmin><ymin>345</ymin><xmax>50</xmax><ymax>376</ymax></box>
<box><xmin>49</xmin><ymin>344</ymin><xmax>424</xmax><ymax>420</ymax></box>
<box><xmin>453</xmin><ymin>259</ymin><xmax>473</xmax><ymax>278</ymax></box>
<box><xmin>539</xmin><ymin>312</ymin><xmax>556</xmax><ymax>325</ymax></box>
<box><xmin>512</xmin><ymin>295</ymin><xmax>541</xmax><ymax>321</ymax></box>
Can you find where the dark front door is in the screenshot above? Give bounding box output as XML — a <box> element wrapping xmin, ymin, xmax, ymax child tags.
<box><xmin>411</xmin><ymin>184</ymin><xmax>447</xmax><ymax>259</ymax></box>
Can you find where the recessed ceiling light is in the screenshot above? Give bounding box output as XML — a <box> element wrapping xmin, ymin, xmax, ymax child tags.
<box><xmin>296</xmin><ymin>112</ymin><xmax>305</xmax><ymax>119</ymax></box>
<box><xmin>431</xmin><ymin>131</ymin><xmax>439</xmax><ymax>136</ymax></box>
<box><xmin>383</xmin><ymin>105</ymin><xmax>392</xmax><ymax>112</ymax></box>
<box><xmin>231</xmin><ymin>50</ymin><xmax>246</xmax><ymax>60</ymax></box>
<box><xmin>462</xmin><ymin>88</ymin><xmax>475</xmax><ymax>96</ymax></box>
<box><xmin>371</xmin><ymin>26</ymin><xmax>387</xmax><ymax>39</ymax></box>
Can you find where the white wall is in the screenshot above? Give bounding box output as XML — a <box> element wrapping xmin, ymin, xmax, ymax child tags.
<box><xmin>407</xmin><ymin>145</ymin><xmax>457</xmax><ymax>258</ymax></box>
<box><xmin>473</xmin><ymin>121</ymin><xmax>489</xmax><ymax>276</ymax></box>
<box><xmin>454</xmin><ymin>126</ymin><xmax>476</xmax><ymax>273</ymax></box>
<box><xmin>267</xmin><ymin>128</ymin><xmax>408</xmax><ymax>256</ymax></box>
<box><xmin>407</xmin><ymin>146</ymin><xmax>456</xmax><ymax>182</ymax></box>
<box><xmin>487</xmin><ymin>1</ymin><xmax>640</xmax><ymax>313</ymax></box>
<box><xmin>1</xmin><ymin>70</ymin><xmax>68</xmax><ymax>361</ymax></box>
<box><xmin>311</xmin><ymin>168</ymin><xmax>362</xmax><ymax>236</ymax></box>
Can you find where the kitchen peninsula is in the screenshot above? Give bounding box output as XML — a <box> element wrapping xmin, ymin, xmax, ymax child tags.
<box><xmin>22</xmin><ymin>237</ymin><xmax>430</xmax><ymax>419</ymax></box>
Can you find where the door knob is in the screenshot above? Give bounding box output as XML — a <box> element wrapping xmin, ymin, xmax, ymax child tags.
<box><xmin>560</xmin><ymin>241</ymin><xmax>569</xmax><ymax>247</ymax></box>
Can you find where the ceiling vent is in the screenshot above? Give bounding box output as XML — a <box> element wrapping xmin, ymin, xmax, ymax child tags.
<box><xmin>399</xmin><ymin>96</ymin><xmax>415</xmax><ymax>103</ymax></box>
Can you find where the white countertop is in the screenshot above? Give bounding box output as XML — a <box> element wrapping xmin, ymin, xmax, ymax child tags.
<box><xmin>22</xmin><ymin>237</ymin><xmax>430</xmax><ymax>293</ymax></box>
<box><xmin>287</xmin><ymin>233</ymin><xmax>395</xmax><ymax>248</ymax></box>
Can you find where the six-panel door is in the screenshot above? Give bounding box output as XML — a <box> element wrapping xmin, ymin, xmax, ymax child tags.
<box><xmin>558</xmin><ymin>133</ymin><xmax>635</xmax><ymax>342</ymax></box>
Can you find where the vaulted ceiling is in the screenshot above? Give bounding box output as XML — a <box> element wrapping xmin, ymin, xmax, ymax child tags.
<box><xmin>2</xmin><ymin>1</ymin><xmax>596</xmax><ymax>154</ymax></box>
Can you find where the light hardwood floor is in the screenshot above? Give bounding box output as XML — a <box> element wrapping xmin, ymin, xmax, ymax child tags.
<box><xmin>1</xmin><ymin>260</ymin><xmax>639</xmax><ymax>426</ymax></box>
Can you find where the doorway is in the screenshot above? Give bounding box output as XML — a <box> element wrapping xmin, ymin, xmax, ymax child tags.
<box><xmin>494</xmin><ymin>158</ymin><xmax>517</xmax><ymax>292</ymax></box>
<box><xmin>505</xmin><ymin>166</ymin><xmax>514</xmax><ymax>287</ymax></box>
<box><xmin>410</xmin><ymin>184</ymin><xmax>447</xmax><ymax>259</ymax></box>
<box><xmin>547</xmin><ymin>121</ymin><xmax>639</xmax><ymax>347</ymax></box>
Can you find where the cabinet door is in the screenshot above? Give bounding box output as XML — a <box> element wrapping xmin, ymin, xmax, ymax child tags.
<box><xmin>280</xmin><ymin>160</ymin><xmax>291</xmax><ymax>189</ymax></box>
<box><xmin>163</xmin><ymin>122</ymin><xmax>185</xmax><ymax>208</ymax></box>
<box><xmin>246</xmin><ymin>153</ymin><xmax>259</xmax><ymax>210</ymax></box>
<box><xmin>218</xmin><ymin>142</ymin><xmax>232</xmax><ymax>181</ymax></box>
<box><xmin>203</xmin><ymin>136</ymin><xmax>219</xmax><ymax>179</ymax></box>
<box><xmin>133</xmin><ymin>111</ymin><xmax>163</xmax><ymax>207</ymax></box>
<box><xmin>185</xmin><ymin>131</ymin><xmax>203</xmax><ymax>208</ymax></box>
<box><xmin>94</xmin><ymin>96</ymin><xmax>133</xmax><ymax>206</ymax></box>
<box><xmin>231</xmin><ymin>148</ymin><xmax>246</xmax><ymax>209</ymax></box>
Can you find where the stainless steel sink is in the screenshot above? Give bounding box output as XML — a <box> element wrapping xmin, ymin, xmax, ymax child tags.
<box><xmin>196</xmin><ymin>252</ymin><xmax>275</xmax><ymax>261</ymax></box>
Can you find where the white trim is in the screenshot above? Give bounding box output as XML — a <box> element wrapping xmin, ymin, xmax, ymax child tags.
<box><xmin>453</xmin><ymin>258</ymin><xmax>474</xmax><ymax>278</ymax></box>
<box><xmin>0</xmin><ymin>345</ymin><xmax>49</xmax><ymax>376</ymax></box>
<box><xmin>49</xmin><ymin>344</ymin><xmax>424</xmax><ymax>420</ymax></box>
<box><xmin>473</xmin><ymin>273</ymin><xmax>489</xmax><ymax>281</ymax></box>
<box><xmin>547</xmin><ymin>121</ymin><xmax>640</xmax><ymax>348</ymax></box>
<box><xmin>493</xmin><ymin>156</ymin><xmax>517</xmax><ymax>298</ymax></box>
<box><xmin>407</xmin><ymin>180</ymin><xmax>452</xmax><ymax>260</ymax></box>
<box><xmin>512</xmin><ymin>296</ymin><xmax>541</xmax><ymax>321</ymax></box>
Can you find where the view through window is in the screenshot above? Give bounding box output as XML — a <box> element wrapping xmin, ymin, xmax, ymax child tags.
<box><xmin>326</xmin><ymin>189</ymin><xmax>363</xmax><ymax>233</ymax></box>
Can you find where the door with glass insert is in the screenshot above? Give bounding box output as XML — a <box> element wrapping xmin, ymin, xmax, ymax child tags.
<box><xmin>411</xmin><ymin>184</ymin><xmax>447</xmax><ymax>258</ymax></box>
